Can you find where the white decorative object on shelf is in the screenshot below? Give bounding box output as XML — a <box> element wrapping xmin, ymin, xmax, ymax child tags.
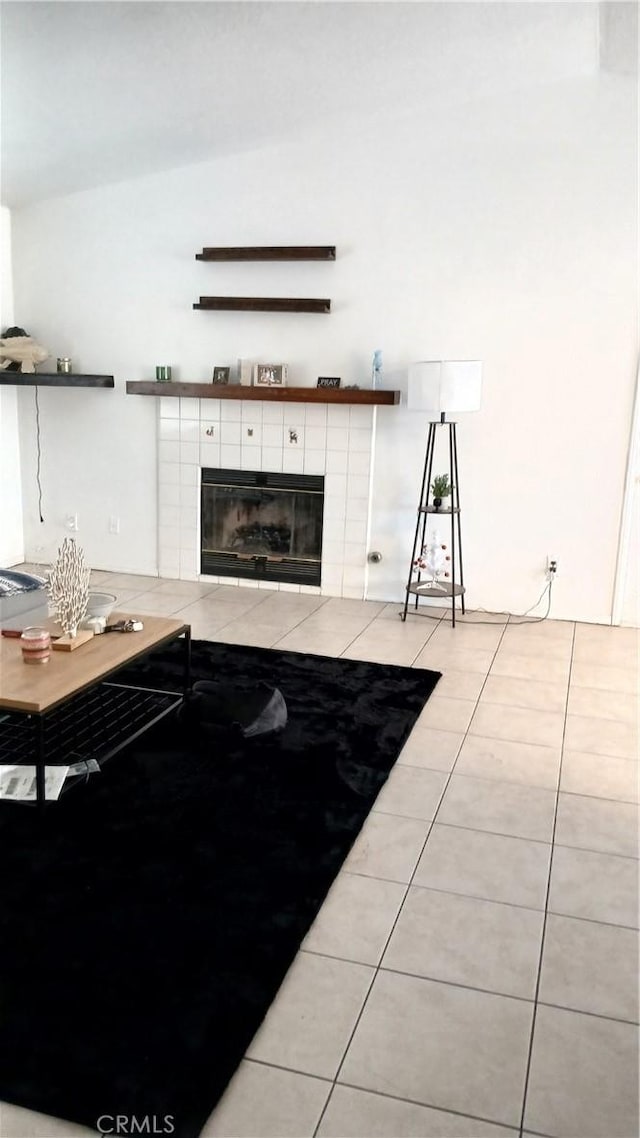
<box><xmin>237</xmin><ymin>358</ymin><xmax>253</xmax><ymax>386</ymax></box>
<box><xmin>0</xmin><ymin>326</ymin><xmax>49</xmax><ymax>373</ymax></box>
<box><xmin>413</xmin><ymin>529</ymin><xmax>451</xmax><ymax>591</ymax></box>
<box><xmin>46</xmin><ymin>537</ymin><xmax>90</xmax><ymax>639</ymax></box>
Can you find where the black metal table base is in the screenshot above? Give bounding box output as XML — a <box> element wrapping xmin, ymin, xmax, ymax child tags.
<box><xmin>1</xmin><ymin>628</ymin><xmax>191</xmax><ymax>809</ymax></box>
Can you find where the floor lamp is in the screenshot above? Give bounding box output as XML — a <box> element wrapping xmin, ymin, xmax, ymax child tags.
<box><xmin>401</xmin><ymin>360</ymin><xmax>482</xmax><ymax>627</ymax></box>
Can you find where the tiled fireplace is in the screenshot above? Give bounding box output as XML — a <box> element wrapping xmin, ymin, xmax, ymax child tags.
<box><xmin>201</xmin><ymin>467</ymin><xmax>325</xmax><ymax>585</ymax></box>
<box><xmin>156</xmin><ymin>395</ymin><xmax>375</xmax><ymax>598</ymax></box>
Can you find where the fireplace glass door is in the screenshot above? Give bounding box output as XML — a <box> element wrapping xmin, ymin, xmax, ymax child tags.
<box><xmin>201</xmin><ymin>469</ymin><xmax>324</xmax><ymax>586</ymax></box>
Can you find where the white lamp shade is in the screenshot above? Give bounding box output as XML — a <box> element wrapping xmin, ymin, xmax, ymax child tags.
<box><xmin>408</xmin><ymin>360</ymin><xmax>482</xmax><ymax>413</ymax></box>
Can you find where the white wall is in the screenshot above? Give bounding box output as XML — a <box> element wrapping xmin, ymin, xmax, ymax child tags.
<box><xmin>10</xmin><ymin>21</ymin><xmax>637</xmax><ymax>621</ymax></box>
<box><xmin>0</xmin><ymin>206</ymin><xmax>25</xmax><ymax>566</ymax></box>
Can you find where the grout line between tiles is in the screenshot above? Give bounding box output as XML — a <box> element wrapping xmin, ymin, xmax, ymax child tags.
<box><xmin>517</xmin><ymin>622</ymin><xmax>577</xmax><ymax>1137</ymax></box>
<box><xmin>311</xmin><ymin>619</ymin><xmax>450</xmax><ymax>1135</ymax></box>
<box><xmin>534</xmin><ymin>998</ymin><xmax>640</xmax><ymax>1027</ymax></box>
<box><xmin>551</xmin><ymin>837</ymin><xmax>639</xmax><ymax>860</ymax></box>
<box><xmin>344</xmin><ymin>867</ymin><xmax>639</xmax><ymax>930</ymax></box>
<box><xmin>268</xmin><ymin>602</ymin><xmax>382</xmax><ymax>654</ymax></box>
<box><xmin>310</xmin><ymin>969</ymin><xmax>379</xmax><ymax>1138</ymax></box>
<box><xmin>368</xmin><ymin>962</ymin><xmax>538</xmax><ymax>1005</ymax></box>
<box><xmin>298</xmin><ymin>910</ymin><xmax>640</xmax><ymax>998</ymax></box>
<box><xmin>341</xmin><ymin>867</ymin><xmax>546</xmax><ymax>913</ymax></box>
<box><xmin>245</xmin><ymin>1056</ymin><xmax>527</xmax><ymax>1138</ymax></box>
<box><xmin>373</xmin><ymin>966</ymin><xmax>640</xmax><ymax>1027</ymax></box>
<box><xmin>245</xmin><ymin>1056</ymin><xmax>333</xmax><ymax>1084</ymax></box>
<box><xmin>557</xmin><ymin>786</ymin><xmax>639</xmax><ymax>806</ymax></box>
<box><xmin>534</xmin><ymin>906</ymin><xmax>640</xmax><ymax>932</ymax></box>
<box><xmin>477</xmin><ymin>695</ymin><xmax>569</xmax><ymax>715</ymax></box>
<box><xmin>397</xmin><ymin>758</ymin><xmax>638</xmax><ymax>805</ymax></box>
<box><xmin>322</xmin><ymin>1077</ymin><xmax>525</xmax><ymax>1135</ymax></box>
<box><xmin>313</xmin><ymin>624</ymin><xmax>510</xmax><ymax>1136</ymax></box>
<box><xmin>465</xmin><ymin>725</ymin><xmax>565</xmax><ymax>748</ymax></box>
<box><xmin>383</xmin><ymin>880</ymin><xmax>545</xmax><ymax>917</ymax></box>
<box><xmin>397</xmin><ymin>761</ymin><xmax>561</xmax><ymax>790</ymax></box>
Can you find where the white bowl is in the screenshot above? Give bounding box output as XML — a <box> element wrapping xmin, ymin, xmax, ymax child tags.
<box><xmin>86</xmin><ymin>591</ymin><xmax>117</xmax><ymax>619</ymax></box>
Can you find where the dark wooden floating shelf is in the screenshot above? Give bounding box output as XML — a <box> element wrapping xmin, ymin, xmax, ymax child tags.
<box><xmin>193</xmin><ymin>297</ymin><xmax>330</xmax><ymax>314</ymax></box>
<box><xmin>196</xmin><ymin>246</ymin><xmax>336</xmax><ymax>262</ymax></box>
<box><xmin>0</xmin><ymin>373</ymin><xmax>114</xmax><ymax>388</ymax></box>
<box><xmin>126</xmin><ymin>381</ymin><xmax>400</xmax><ymax>406</ymax></box>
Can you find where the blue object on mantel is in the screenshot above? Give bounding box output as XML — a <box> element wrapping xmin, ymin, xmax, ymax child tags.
<box><xmin>372</xmin><ymin>350</ymin><xmax>383</xmax><ymax>389</ymax></box>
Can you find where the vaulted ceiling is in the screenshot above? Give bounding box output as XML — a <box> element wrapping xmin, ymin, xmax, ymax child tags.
<box><xmin>0</xmin><ymin>1</ymin><xmax>631</xmax><ymax>208</ymax></box>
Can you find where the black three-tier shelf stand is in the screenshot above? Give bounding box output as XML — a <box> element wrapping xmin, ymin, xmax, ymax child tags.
<box><xmin>400</xmin><ymin>416</ymin><xmax>466</xmax><ymax>627</ymax></box>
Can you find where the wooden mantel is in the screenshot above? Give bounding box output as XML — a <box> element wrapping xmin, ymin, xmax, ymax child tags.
<box><xmin>126</xmin><ymin>381</ymin><xmax>400</xmax><ymax>406</ymax></box>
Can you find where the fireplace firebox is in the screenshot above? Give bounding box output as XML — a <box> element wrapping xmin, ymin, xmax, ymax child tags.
<box><xmin>201</xmin><ymin>469</ymin><xmax>324</xmax><ymax>586</ymax></box>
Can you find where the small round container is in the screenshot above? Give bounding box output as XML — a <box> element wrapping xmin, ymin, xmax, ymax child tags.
<box><xmin>57</xmin><ymin>358</ymin><xmax>72</xmax><ymax>374</ymax></box>
<box><xmin>21</xmin><ymin>626</ymin><xmax>51</xmax><ymax>665</ymax></box>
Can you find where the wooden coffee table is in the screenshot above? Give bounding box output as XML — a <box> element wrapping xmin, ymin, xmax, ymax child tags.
<box><xmin>0</xmin><ymin>614</ymin><xmax>191</xmax><ymax>808</ymax></box>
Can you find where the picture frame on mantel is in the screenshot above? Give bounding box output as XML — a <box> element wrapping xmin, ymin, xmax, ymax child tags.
<box><xmin>212</xmin><ymin>366</ymin><xmax>230</xmax><ymax>385</ymax></box>
<box><xmin>253</xmin><ymin>363</ymin><xmax>288</xmax><ymax>387</ymax></box>
<box><xmin>317</xmin><ymin>376</ymin><xmax>341</xmax><ymax>388</ymax></box>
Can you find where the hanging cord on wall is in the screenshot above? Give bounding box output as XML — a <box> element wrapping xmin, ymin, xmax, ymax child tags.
<box><xmin>508</xmin><ymin>577</ymin><xmax>554</xmax><ymax>623</ymax></box>
<box><xmin>34</xmin><ymin>386</ymin><xmax>44</xmax><ymax>523</ymax></box>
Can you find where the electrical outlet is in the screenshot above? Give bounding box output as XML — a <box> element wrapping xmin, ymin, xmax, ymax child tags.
<box><xmin>65</xmin><ymin>513</ymin><xmax>78</xmax><ymax>532</ymax></box>
<box><xmin>546</xmin><ymin>556</ymin><xmax>558</xmax><ymax>579</ymax></box>
<box><xmin>109</xmin><ymin>515</ymin><xmax>120</xmax><ymax>535</ymax></box>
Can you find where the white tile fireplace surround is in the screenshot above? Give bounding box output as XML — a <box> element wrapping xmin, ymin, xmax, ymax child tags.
<box><xmin>157</xmin><ymin>396</ymin><xmax>375</xmax><ymax>598</ymax></box>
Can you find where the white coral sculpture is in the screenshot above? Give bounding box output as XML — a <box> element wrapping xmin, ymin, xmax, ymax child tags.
<box><xmin>47</xmin><ymin>537</ymin><xmax>90</xmax><ymax>638</ymax></box>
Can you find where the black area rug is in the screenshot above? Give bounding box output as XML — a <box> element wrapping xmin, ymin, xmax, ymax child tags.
<box><xmin>0</xmin><ymin>640</ymin><xmax>440</xmax><ymax>1138</ymax></box>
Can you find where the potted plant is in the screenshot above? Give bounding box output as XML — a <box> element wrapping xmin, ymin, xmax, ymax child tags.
<box><xmin>431</xmin><ymin>473</ymin><xmax>451</xmax><ymax>511</ymax></box>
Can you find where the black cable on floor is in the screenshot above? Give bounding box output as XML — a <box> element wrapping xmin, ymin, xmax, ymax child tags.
<box><xmin>398</xmin><ymin>578</ymin><xmax>555</xmax><ymax>625</ymax></box>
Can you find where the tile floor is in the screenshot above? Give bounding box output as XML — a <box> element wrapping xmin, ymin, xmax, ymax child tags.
<box><xmin>1</xmin><ymin>572</ymin><xmax>638</xmax><ymax>1138</ymax></box>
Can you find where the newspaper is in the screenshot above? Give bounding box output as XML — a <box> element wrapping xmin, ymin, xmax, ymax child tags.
<box><xmin>0</xmin><ymin>765</ymin><xmax>69</xmax><ymax>801</ymax></box>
